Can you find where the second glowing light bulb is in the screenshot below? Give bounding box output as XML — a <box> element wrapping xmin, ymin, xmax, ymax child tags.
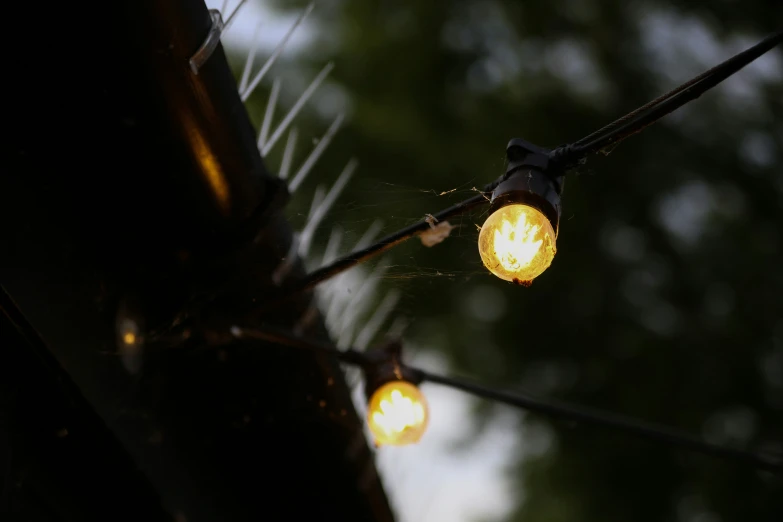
<box><xmin>367</xmin><ymin>380</ymin><xmax>429</xmax><ymax>446</ymax></box>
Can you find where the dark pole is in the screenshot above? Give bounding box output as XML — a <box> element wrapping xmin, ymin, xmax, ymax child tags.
<box><xmin>3</xmin><ymin>1</ymin><xmax>393</xmax><ymax>521</ymax></box>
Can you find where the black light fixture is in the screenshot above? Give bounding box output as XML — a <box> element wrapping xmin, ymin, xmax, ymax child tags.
<box><xmin>477</xmin><ymin>139</ymin><xmax>565</xmax><ymax>285</ymax></box>
<box><xmin>361</xmin><ymin>341</ymin><xmax>429</xmax><ymax>447</ymax></box>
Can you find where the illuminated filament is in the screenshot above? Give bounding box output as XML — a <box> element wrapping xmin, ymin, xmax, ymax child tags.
<box><xmin>494</xmin><ymin>213</ymin><xmax>543</xmax><ymax>271</ymax></box>
<box><xmin>367</xmin><ymin>381</ymin><xmax>428</xmax><ymax>446</ymax></box>
<box><xmin>478</xmin><ymin>203</ymin><xmax>556</xmax><ymax>283</ymax></box>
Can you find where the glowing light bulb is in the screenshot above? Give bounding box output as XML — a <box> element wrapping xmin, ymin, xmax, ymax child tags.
<box><xmin>478</xmin><ymin>203</ymin><xmax>556</xmax><ymax>284</ymax></box>
<box><xmin>367</xmin><ymin>380</ymin><xmax>428</xmax><ymax>446</ymax></box>
<box><xmin>122</xmin><ymin>331</ymin><xmax>137</xmax><ymax>345</ymax></box>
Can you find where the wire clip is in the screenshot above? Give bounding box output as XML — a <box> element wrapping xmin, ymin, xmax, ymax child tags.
<box><xmin>189</xmin><ymin>9</ymin><xmax>225</xmax><ymax>75</ymax></box>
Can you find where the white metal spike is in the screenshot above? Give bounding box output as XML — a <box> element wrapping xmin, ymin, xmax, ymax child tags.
<box><xmin>345</xmin><ymin>366</ymin><xmax>364</xmax><ymax>393</ymax></box>
<box><xmin>271</xmin><ymin>232</ymin><xmax>301</xmax><ymax>286</ymax></box>
<box><xmin>324</xmin><ymin>265</ymin><xmax>372</xmax><ymax>335</ymax></box>
<box><xmin>270</xmin><ymin>183</ymin><xmax>323</xmax><ymax>285</ymax></box>
<box><xmin>288</xmin><ymin>113</ymin><xmax>345</xmax><ymax>193</ymax></box>
<box><xmin>337</xmin><ymin>264</ymin><xmax>389</xmax><ymax>335</ymax></box>
<box><xmin>321</xmin><ymin>281</ymin><xmax>348</xmax><ymax>323</ymax></box>
<box><xmin>325</xmin><ymin>296</ymin><xmax>349</xmax><ymax>339</ymax></box>
<box><xmin>306</xmin><ymin>159</ymin><xmax>357</xmax><ymax>229</ymax></box>
<box><xmin>258</xmin><ymin>77</ymin><xmax>281</xmax><ymax>154</ymax></box>
<box><xmin>278</xmin><ymin>128</ymin><xmax>298</xmax><ymax>180</ymax></box>
<box><xmin>386</xmin><ymin>316</ymin><xmax>410</xmax><ymax>340</ymax></box>
<box><xmin>306</xmin><ymin>185</ymin><xmax>326</xmax><ymax>224</ymax></box>
<box><xmin>298</xmin><ymin>158</ymin><xmax>357</xmax><ymax>257</ymax></box>
<box><xmin>298</xmin><ymin>185</ymin><xmax>327</xmax><ymax>260</ymax></box>
<box><xmin>315</xmin><ymin>226</ymin><xmax>344</xmax><ymax>309</ymax></box>
<box><xmin>223</xmin><ymin>0</ymin><xmax>247</xmax><ymax>32</ymax></box>
<box><xmin>320</xmin><ymin>219</ymin><xmax>381</xmax><ymax>306</ymax></box>
<box><xmin>354</xmin><ymin>290</ymin><xmax>401</xmax><ymax>351</ymax></box>
<box><xmin>240</xmin><ymin>1</ymin><xmax>316</xmax><ymax>102</ymax></box>
<box><xmin>336</xmin><ymin>265</ymin><xmax>390</xmax><ymax>348</ymax></box>
<box><xmin>261</xmin><ymin>62</ymin><xmax>335</xmax><ymax>157</ymax></box>
<box><xmin>320</xmin><ymin>219</ymin><xmax>383</xmax><ymax>303</ymax></box>
<box><xmin>324</xmin><ymin>269</ymin><xmax>365</xmax><ymax>333</ymax></box>
<box><xmin>239</xmin><ymin>22</ymin><xmax>262</xmax><ymax>94</ymax></box>
<box><xmin>298</xmin><ymin>229</ymin><xmax>318</xmax><ymax>260</ymax></box>
<box><xmin>322</xmin><ymin>226</ymin><xmax>344</xmax><ymax>265</ymax></box>
<box><xmin>343</xmin><ymin>264</ymin><xmax>389</xmax><ymax>329</ymax></box>
<box><xmin>355</xmin><ymin>220</ymin><xmax>384</xmax><ymax>250</ymax></box>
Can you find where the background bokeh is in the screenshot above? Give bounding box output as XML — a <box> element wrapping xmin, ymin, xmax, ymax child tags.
<box><xmin>214</xmin><ymin>1</ymin><xmax>782</xmax><ymax>521</ymax></box>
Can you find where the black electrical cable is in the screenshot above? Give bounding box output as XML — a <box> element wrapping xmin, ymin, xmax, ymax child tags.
<box><xmin>284</xmin><ymin>32</ymin><xmax>782</xmax><ymax>295</ymax></box>
<box><xmin>554</xmin><ymin>29</ymin><xmax>783</xmax><ymax>163</ymax></box>
<box><xmin>416</xmin><ymin>370</ymin><xmax>782</xmax><ymax>473</ymax></box>
<box><xmin>233</xmin><ymin>325</ymin><xmax>783</xmax><ymax>474</ymax></box>
<box><xmin>285</xmin><ymin>191</ymin><xmax>492</xmax><ymax>295</ymax></box>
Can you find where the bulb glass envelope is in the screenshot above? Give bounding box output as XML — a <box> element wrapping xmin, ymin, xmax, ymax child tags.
<box><xmin>478</xmin><ymin>139</ymin><xmax>564</xmax><ymax>284</ymax></box>
<box><xmin>367</xmin><ymin>380</ymin><xmax>429</xmax><ymax>446</ymax></box>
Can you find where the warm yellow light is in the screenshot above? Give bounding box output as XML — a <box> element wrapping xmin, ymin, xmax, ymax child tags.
<box><xmin>478</xmin><ymin>203</ymin><xmax>556</xmax><ymax>284</ymax></box>
<box><xmin>367</xmin><ymin>380</ymin><xmax>428</xmax><ymax>446</ymax></box>
<box><xmin>122</xmin><ymin>331</ymin><xmax>137</xmax><ymax>345</ymax></box>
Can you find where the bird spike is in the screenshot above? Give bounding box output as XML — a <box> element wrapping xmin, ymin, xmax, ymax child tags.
<box><xmin>354</xmin><ymin>290</ymin><xmax>402</xmax><ymax>352</ymax></box>
<box><xmin>289</xmin><ymin>113</ymin><xmax>345</xmax><ymax>193</ymax></box>
<box><xmin>239</xmin><ymin>22</ymin><xmax>263</xmax><ymax>94</ymax></box>
<box><xmin>278</xmin><ymin>127</ymin><xmax>298</xmax><ymax>180</ymax></box>
<box><xmin>299</xmin><ymin>158</ymin><xmax>357</xmax><ymax>250</ymax></box>
<box><xmin>262</xmin><ymin>62</ymin><xmax>335</xmax><ymax>157</ymax></box>
<box><xmin>336</xmin><ymin>264</ymin><xmax>390</xmax><ymax>348</ymax></box>
<box><xmin>240</xmin><ymin>1</ymin><xmax>316</xmax><ymax>102</ymax></box>
<box><xmin>258</xmin><ymin>77</ymin><xmax>282</xmax><ymax>155</ymax></box>
<box><xmin>320</xmin><ymin>220</ymin><xmax>382</xmax><ymax>302</ymax></box>
<box><xmin>223</xmin><ymin>0</ymin><xmax>248</xmax><ymax>32</ymax></box>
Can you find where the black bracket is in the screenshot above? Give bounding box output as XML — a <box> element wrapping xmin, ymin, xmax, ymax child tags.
<box><xmin>362</xmin><ymin>340</ymin><xmax>423</xmax><ymax>401</ymax></box>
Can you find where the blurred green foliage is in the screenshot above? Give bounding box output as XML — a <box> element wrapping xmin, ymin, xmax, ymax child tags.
<box><xmin>235</xmin><ymin>1</ymin><xmax>782</xmax><ymax>520</ymax></box>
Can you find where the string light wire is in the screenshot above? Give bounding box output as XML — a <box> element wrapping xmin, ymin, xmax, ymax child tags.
<box><xmin>555</xmin><ymin>29</ymin><xmax>783</xmax><ymax>163</ymax></box>
<box><xmin>230</xmin><ymin>325</ymin><xmax>782</xmax><ymax>473</ymax></box>
<box><xmin>283</xmin><ymin>31</ymin><xmax>782</xmax><ymax>296</ymax></box>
